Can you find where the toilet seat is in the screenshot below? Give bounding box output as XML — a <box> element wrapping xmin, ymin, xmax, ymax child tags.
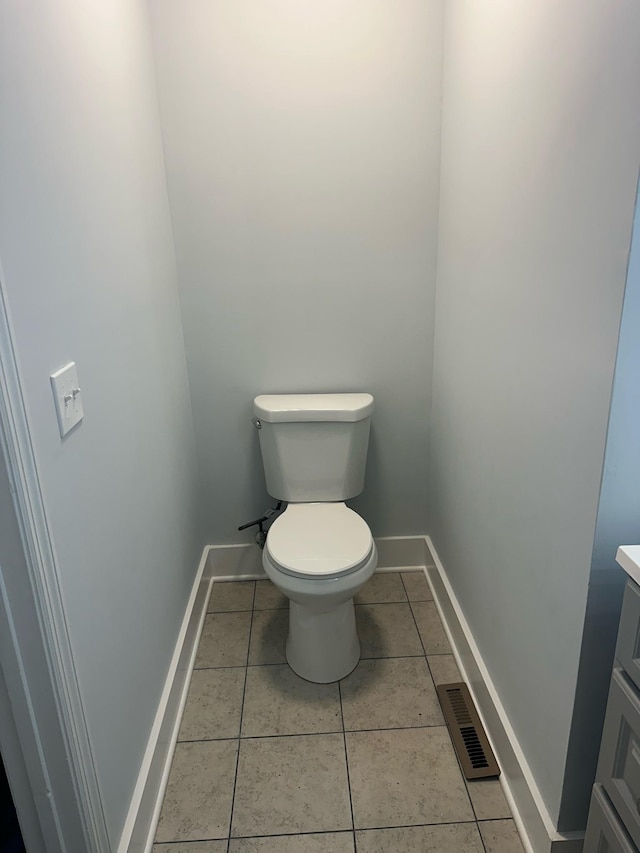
<box><xmin>266</xmin><ymin>503</ymin><xmax>373</xmax><ymax>580</ymax></box>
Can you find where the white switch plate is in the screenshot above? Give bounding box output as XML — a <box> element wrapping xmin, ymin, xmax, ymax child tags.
<box><xmin>50</xmin><ymin>362</ymin><xmax>84</xmax><ymax>437</ymax></box>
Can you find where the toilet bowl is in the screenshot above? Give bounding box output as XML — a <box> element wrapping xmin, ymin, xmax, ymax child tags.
<box><xmin>263</xmin><ymin>502</ymin><xmax>377</xmax><ymax>682</ymax></box>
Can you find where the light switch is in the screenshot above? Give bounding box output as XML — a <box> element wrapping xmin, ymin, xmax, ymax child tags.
<box><xmin>50</xmin><ymin>362</ymin><xmax>84</xmax><ymax>437</ymax></box>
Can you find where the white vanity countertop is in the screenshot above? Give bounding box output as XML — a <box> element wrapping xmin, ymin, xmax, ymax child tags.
<box><xmin>616</xmin><ymin>546</ymin><xmax>640</xmax><ymax>586</ymax></box>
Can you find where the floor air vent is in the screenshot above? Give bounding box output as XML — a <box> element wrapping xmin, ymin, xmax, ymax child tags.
<box><xmin>436</xmin><ymin>682</ymin><xmax>500</xmax><ymax>779</ymax></box>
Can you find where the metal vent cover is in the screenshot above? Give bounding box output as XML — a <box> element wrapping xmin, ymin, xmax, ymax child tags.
<box><xmin>436</xmin><ymin>682</ymin><xmax>500</xmax><ymax>779</ymax></box>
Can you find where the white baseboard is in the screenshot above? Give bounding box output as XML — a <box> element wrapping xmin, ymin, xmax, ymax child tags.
<box><xmin>207</xmin><ymin>542</ymin><xmax>264</xmax><ymax>580</ymax></box>
<box><xmin>118</xmin><ymin>548</ymin><xmax>212</xmax><ymax>853</ymax></box>
<box><xmin>424</xmin><ymin>536</ymin><xmax>584</xmax><ymax>853</ymax></box>
<box><xmin>207</xmin><ymin>535</ymin><xmax>430</xmax><ymax>580</ymax></box>
<box><xmin>375</xmin><ymin>535</ymin><xmax>432</xmax><ymax>571</ymax></box>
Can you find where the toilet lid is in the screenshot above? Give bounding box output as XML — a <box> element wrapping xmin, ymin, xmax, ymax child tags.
<box><xmin>266</xmin><ymin>503</ymin><xmax>373</xmax><ymax>578</ymax></box>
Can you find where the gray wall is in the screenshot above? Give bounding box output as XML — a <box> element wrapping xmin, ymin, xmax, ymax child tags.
<box><xmin>430</xmin><ymin>0</ymin><xmax>640</xmax><ymax>827</ymax></box>
<box><xmin>0</xmin><ymin>1</ymin><xmax>200</xmax><ymax>844</ymax></box>
<box><xmin>150</xmin><ymin>0</ymin><xmax>443</xmax><ymax>543</ymax></box>
<box><xmin>559</xmin><ymin>183</ymin><xmax>640</xmax><ymax>829</ymax></box>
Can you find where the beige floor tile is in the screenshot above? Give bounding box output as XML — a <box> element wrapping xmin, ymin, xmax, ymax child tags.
<box><xmin>195</xmin><ymin>612</ymin><xmax>251</xmax><ymax>668</ymax></box>
<box><xmin>411</xmin><ymin>601</ymin><xmax>452</xmax><ymax>654</ymax></box>
<box><xmin>427</xmin><ymin>654</ymin><xmax>462</xmax><ymax>684</ymax></box>
<box><xmin>229</xmin><ymin>833</ymin><xmax>355</xmax><ymax>852</ymax></box>
<box><xmin>467</xmin><ymin>779</ymin><xmax>512</xmax><ymax>820</ymax></box>
<box><xmin>355</xmin><ymin>823</ymin><xmax>484</xmax><ymax>852</ymax></box>
<box><xmin>355</xmin><ymin>573</ymin><xmax>407</xmax><ymax>604</ymax></box>
<box><xmin>355</xmin><ymin>603</ymin><xmax>424</xmax><ymax>658</ymax></box>
<box><xmin>340</xmin><ymin>657</ymin><xmax>443</xmax><ymax>730</ymax></box>
<box><xmin>248</xmin><ymin>609</ymin><xmax>289</xmax><ymax>664</ymax></box>
<box><xmin>241</xmin><ymin>664</ymin><xmax>341</xmax><ymax>736</ymax></box>
<box><xmin>401</xmin><ymin>571</ymin><xmax>433</xmax><ymax>601</ymax></box>
<box><xmin>479</xmin><ymin>819</ymin><xmax>525</xmax><ymax>852</ymax></box>
<box><xmin>208</xmin><ymin>581</ymin><xmax>255</xmax><ymax>612</ymax></box>
<box><xmin>154</xmin><ymin>844</ymin><xmax>227</xmax><ymax>852</ymax></box>
<box><xmin>178</xmin><ymin>668</ymin><xmax>245</xmax><ymax>741</ymax></box>
<box><xmin>231</xmin><ymin>734</ymin><xmax>351</xmax><ymax>837</ymax></box>
<box><xmin>155</xmin><ymin>740</ymin><xmax>238</xmax><ymax>842</ymax></box>
<box><xmin>254</xmin><ymin>579</ymin><xmax>288</xmax><ymax>610</ymax></box>
<box><xmin>346</xmin><ymin>727</ymin><xmax>473</xmax><ymax>829</ymax></box>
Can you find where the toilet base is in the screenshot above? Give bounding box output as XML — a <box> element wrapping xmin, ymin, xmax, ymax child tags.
<box><xmin>286</xmin><ymin>598</ymin><xmax>360</xmax><ymax>683</ymax></box>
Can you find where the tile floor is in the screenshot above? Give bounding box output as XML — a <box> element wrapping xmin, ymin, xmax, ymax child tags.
<box><xmin>154</xmin><ymin>571</ymin><xmax>525</xmax><ymax>853</ymax></box>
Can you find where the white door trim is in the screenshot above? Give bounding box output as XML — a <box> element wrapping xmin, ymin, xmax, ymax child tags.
<box><xmin>0</xmin><ymin>264</ymin><xmax>110</xmax><ymax>851</ymax></box>
<box><xmin>0</xmin><ymin>616</ymin><xmax>48</xmax><ymax>853</ymax></box>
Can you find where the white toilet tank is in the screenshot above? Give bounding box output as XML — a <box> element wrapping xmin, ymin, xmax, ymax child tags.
<box><xmin>253</xmin><ymin>393</ymin><xmax>374</xmax><ymax>502</ymax></box>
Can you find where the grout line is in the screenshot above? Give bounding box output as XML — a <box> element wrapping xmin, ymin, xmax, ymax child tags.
<box><xmin>398</xmin><ymin>569</ymin><xmax>434</xmax><ymax>605</ymax></box>
<box><xmin>208</xmin><ymin>607</ymin><xmax>288</xmax><ymax>614</ymax></box>
<box><xmin>403</xmin><ymin>582</ymin><xmax>454</xmax><ymax>676</ymax></box>
<box><xmin>158</xmin><ymin>820</ymin><xmax>483</xmax><ymax>845</ymax></box>
<box><xmin>398</xmin><ymin>573</ymin><xmax>410</xmax><ymax>596</ymax></box>
<box><xmin>351</xmin><ymin>818</ymin><xmax>484</xmax><ymax>832</ymax></box>
<box><xmin>476</xmin><ymin>818</ymin><xmax>518</xmax><ymax>830</ymax></box>
<box><xmin>177</xmin><ymin>722</ymin><xmax>454</xmax><ymax>746</ymax></box>
<box><xmin>461</xmin><ymin>776</ymin><xmax>500</xmax><ymax>853</ymax></box>
<box><xmin>252</xmin><ymin>607</ymin><xmax>288</xmax><ymax>612</ymax></box>
<box><xmin>411</xmin><ymin>652</ymin><xmax>453</xmax><ymax>657</ymax></box>
<box><xmin>477</xmin><ymin>819</ymin><xmax>490</xmax><ymax>853</ymax></box>
<box><xmin>463</xmin><ymin>774</ymin><xmax>490</xmax><ymax>827</ymax></box>
<box><xmin>207</xmin><ymin>608</ymin><xmax>256</xmax><ymax>614</ymax></box>
<box><xmin>192</xmin><ymin>653</ymin><xmax>457</xmax><ymax>673</ymax></box>
<box><xmin>354</xmin><ymin>596</ymin><xmax>430</xmax><ymax>603</ymax></box>
<box><xmin>477</xmin><ymin>817</ymin><xmax>515</xmax><ymax>823</ymax></box>
<box><xmin>337</xmin><ymin>679</ymin><xmax>356</xmax><ymax>848</ymax></box>
<box><xmin>402</xmin><ymin>574</ymin><xmax>430</xmax><ymax>663</ymax></box>
<box><xmin>224</xmin><ymin>586</ymin><xmax>257</xmax><ymax>853</ymax></box>
<box><xmin>192</xmin><ymin>820</ymin><xmax>484</xmax><ymax>844</ymax></box>
<box><xmin>160</xmin><ymin>818</ymin><xmax>484</xmax><ymax>846</ymax></box>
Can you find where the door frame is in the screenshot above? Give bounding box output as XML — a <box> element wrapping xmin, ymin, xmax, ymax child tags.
<box><xmin>0</xmin><ymin>263</ymin><xmax>110</xmax><ymax>852</ymax></box>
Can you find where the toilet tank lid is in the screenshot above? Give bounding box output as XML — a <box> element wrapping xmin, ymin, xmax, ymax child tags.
<box><xmin>254</xmin><ymin>393</ymin><xmax>374</xmax><ymax>423</ymax></box>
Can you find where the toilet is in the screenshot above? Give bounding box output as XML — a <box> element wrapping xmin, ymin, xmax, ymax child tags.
<box><xmin>253</xmin><ymin>393</ymin><xmax>378</xmax><ymax>683</ymax></box>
